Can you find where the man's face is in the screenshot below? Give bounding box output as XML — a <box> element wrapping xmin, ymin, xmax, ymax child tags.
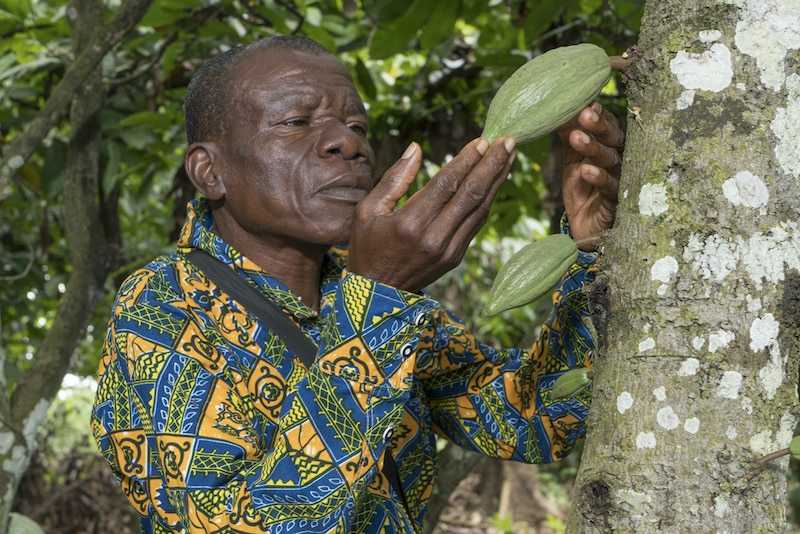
<box><xmin>215</xmin><ymin>48</ymin><xmax>375</xmax><ymax>246</ymax></box>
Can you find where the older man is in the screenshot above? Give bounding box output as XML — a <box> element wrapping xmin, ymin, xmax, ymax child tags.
<box><xmin>92</xmin><ymin>36</ymin><xmax>623</xmax><ymax>533</ymax></box>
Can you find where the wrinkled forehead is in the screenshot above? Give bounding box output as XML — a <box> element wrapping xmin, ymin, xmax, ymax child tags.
<box><xmin>230</xmin><ymin>48</ymin><xmax>363</xmax><ymax>112</ymax></box>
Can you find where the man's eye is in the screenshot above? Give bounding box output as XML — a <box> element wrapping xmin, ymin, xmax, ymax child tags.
<box><xmin>349</xmin><ymin>123</ymin><xmax>367</xmax><ymax>136</ymax></box>
<box><xmin>283</xmin><ymin>118</ymin><xmax>308</xmax><ymax>127</ymax></box>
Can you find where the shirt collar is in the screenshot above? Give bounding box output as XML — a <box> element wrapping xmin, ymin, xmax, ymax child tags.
<box><xmin>176</xmin><ymin>198</ymin><xmax>346</xmax><ymax>319</ymax></box>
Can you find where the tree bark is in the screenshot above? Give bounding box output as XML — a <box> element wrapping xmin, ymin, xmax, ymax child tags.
<box><xmin>0</xmin><ymin>0</ymin><xmax>110</xmax><ymax>531</ymax></box>
<box><xmin>568</xmin><ymin>1</ymin><xmax>800</xmax><ymax>532</ymax></box>
<box><xmin>0</xmin><ymin>0</ymin><xmax>152</xmax><ymax>200</ymax></box>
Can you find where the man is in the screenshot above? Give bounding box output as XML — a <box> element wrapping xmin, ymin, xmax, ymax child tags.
<box><xmin>91</xmin><ymin>36</ymin><xmax>623</xmax><ymax>533</ymax></box>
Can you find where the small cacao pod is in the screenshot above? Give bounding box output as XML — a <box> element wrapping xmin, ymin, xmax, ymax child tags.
<box><xmin>551</xmin><ymin>368</ymin><xmax>593</xmax><ymax>400</ymax></box>
<box><xmin>485</xmin><ymin>234</ymin><xmax>578</xmax><ymax>316</ymax></box>
<box><xmin>482</xmin><ymin>43</ymin><xmax>611</xmax><ymax>144</ymax></box>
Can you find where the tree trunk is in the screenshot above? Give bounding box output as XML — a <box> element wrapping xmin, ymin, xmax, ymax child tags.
<box><xmin>0</xmin><ymin>0</ymin><xmax>108</xmax><ymax>531</ymax></box>
<box><xmin>568</xmin><ymin>1</ymin><xmax>800</xmax><ymax>532</ymax></box>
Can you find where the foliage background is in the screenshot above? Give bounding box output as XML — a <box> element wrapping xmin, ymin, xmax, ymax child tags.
<box><xmin>1</xmin><ymin>0</ymin><xmax>644</xmax><ymax>532</ymax></box>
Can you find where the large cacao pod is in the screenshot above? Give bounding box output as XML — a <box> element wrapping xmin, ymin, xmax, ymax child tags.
<box><xmin>485</xmin><ymin>234</ymin><xmax>578</xmax><ymax>316</ymax></box>
<box><xmin>482</xmin><ymin>43</ymin><xmax>611</xmax><ymax>143</ymax></box>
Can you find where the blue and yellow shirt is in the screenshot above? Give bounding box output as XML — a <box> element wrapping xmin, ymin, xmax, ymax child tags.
<box><xmin>91</xmin><ymin>199</ymin><xmax>598</xmax><ymax>533</ymax></box>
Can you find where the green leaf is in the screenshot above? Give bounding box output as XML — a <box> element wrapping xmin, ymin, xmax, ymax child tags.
<box><xmin>302</xmin><ymin>24</ymin><xmax>337</xmax><ymax>52</ymax></box>
<box><xmin>0</xmin><ymin>0</ymin><xmax>30</xmax><ymax>19</ymax></box>
<box><xmin>368</xmin><ymin>0</ymin><xmax>433</xmax><ymax>59</ymax></box>
<box><xmin>354</xmin><ymin>57</ymin><xmax>377</xmax><ymax>100</ymax></box>
<box><xmin>365</xmin><ymin>0</ymin><xmax>412</xmax><ymax>24</ymax></box>
<box><xmin>523</xmin><ymin>0</ymin><xmax>563</xmax><ymax>44</ymax></box>
<box><xmin>789</xmin><ymin>436</ymin><xmax>800</xmax><ymax>460</ymax></box>
<box><xmin>117</xmin><ymin>111</ymin><xmax>174</xmax><ymax>130</ymax></box>
<box><xmin>419</xmin><ymin>0</ymin><xmax>460</xmax><ymax>50</ymax></box>
<box><xmin>0</xmin><ymin>8</ymin><xmax>20</xmax><ymax>35</ymax></box>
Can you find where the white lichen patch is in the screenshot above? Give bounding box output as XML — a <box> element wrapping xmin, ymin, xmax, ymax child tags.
<box><xmin>623</xmin><ymin>189</ymin><xmax>629</xmax><ymax>199</ymax></box>
<box><xmin>657</xmin><ymin>406</ymin><xmax>680</xmax><ymax>430</ymax></box>
<box><xmin>750</xmin><ymin>413</ymin><xmax>798</xmax><ymax>457</ymax></box>
<box><xmin>714</xmin><ymin>495</ymin><xmax>730</xmax><ymax>518</ymax></box>
<box><xmin>653</xmin><ymin>386</ymin><xmax>667</xmax><ymax>401</ymax></box>
<box><xmin>2</xmin><ymin>445</ymin><xmax>26</xmax><ymax>475</ymax></box>
<box><xmin>636</xmin><ymin>431</ymin><xmax>657</xmax><ymax>449</ymax></box>
<box><xmin>726</xmin><ymin>425</ymin><xmax>738</xmax><ymax>440</ymax></box>
<box><xmin>684</xmin><ymin>417</ymin><xmax>700</xmax><ymax>434</ymax></box>
<box><xmin>699</xmin><ymin>30</ymin><xmax>723</xmax><ymax>43</ymax></box>
<box><xmin>722</xmin><ymin>171</ymin><xmax>769</xmax><ymax>209</ymax></box>
<box><xmin>750</xmin><ymin>313</ymin><xmax>779</xmax><ymax>352</ymax></box>
<box><xmin>639</xmin><ymin>337</ymin><xmax>656</xmax><ymax>353</ymax></box>
<box><xmin>691</xmin><ymin>336</ymin><xmax>705</xmax><ymax>351</ymax></box>
<box><xmin>738</xmin><ymin>223</ymin><xmax>800</xmax><ymax>288</ymax></box>
<box><xmin>683</xmin><ymin>222</ymin><xmax>800</xmax><ymax>288</ymax></box>
<box><xmin>656</xmin><ymin>284</ymin><xmax>669</xmax><ymax>296</ymax></box>
<box><xmin>749</xmin><ymin>429</ymin><xmax>774</xmax><ymax>455</ymax></box>
<box><xmin>617</xmin><ymin>391</ymin><xmax>634</xmax><ymax>414</ymax></box>
<box><xmin>746</xmin><ymin>294</ymin><xmax>762</xmax><ymax>312</ymax></box>
<box><xmin>758</xmin><ymin>342</ymin><xmax>784</xmax><ymax>400</ymax></box>
<box><xmin>22</xmin><ymin>399</ymin><xmax>50</xmax><ymax>449</ymax></box>
<box><xmin>726</xmin><ymin>0</ymin><xmax>800</xmax><ymax>90</ymax></box>
<box><xmin>678</xmin><ymin>357</ymin><xmax>700</xmax><ymax>376</ymax></box>
<box><xmin>771</xmin><ymin>73</ymin><xmax>800</xmax><ymax>178</ymax></box>
<box><xmin>683</xmin><ymin>233</ymin><xmax>738</xmax><ymax>282</ymax></box>
<box><xmin>639</xmin><ymin>183</ymin><xmax>669</xmax><ymax>216</ymax></box>
<box><xmin>669</xmin><ymin>43</ymin><xmax>733</xmax><ymax>92</ymax></box>
<box><xmin>717</xmin><ymin>371</ymin><xmax>743</xmax><ymax>399</ymax></box>
<box><xmin>0</xmin><ymin>432</ymin><xmax>13</xmax><ymax>455</ymax></box>
<box><xmin>776</xmin><ymin>412</ymin><xmax>797</xmax><ymax>448</ymax></box>
<box><xmin>617</xmin><ymin>488</ymin><xmax>653</xmax><ymax>508</ymax></box>
<box><xmin>651</xmin><ymin>256</ymin><xmax>679</xmax><ymax>283</ymax></box>
<box><xmin>676</xmin><ymin>89</ymin><xmax>696</xmax><ymax>110</ymax></box>
<box><xmin>708</xmin><ymin>329</ymin><xmax>735</xmax><ymax>353</ymax></box>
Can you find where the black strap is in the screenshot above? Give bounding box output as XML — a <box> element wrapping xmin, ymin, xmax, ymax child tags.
<box><xmin>185</xmin><ymin>250</ymin><xmax>410</xmax><ymax>515</ymax></box>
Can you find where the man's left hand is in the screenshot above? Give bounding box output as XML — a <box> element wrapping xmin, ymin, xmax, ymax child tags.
<box><xmin>558</xmin><ymin>102</ymin><xmax>625</xmax><ymax>251</ymax></box>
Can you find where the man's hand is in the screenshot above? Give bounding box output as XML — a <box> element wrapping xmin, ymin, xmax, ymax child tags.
<box><xmin>348</xmin><ymin>137</ymin><xmax>515</xmax><ymax>292</ymax></box>
<box><xmin>558</xmin><ymin>102</ymin><xmax>625</xmax><ymax>251</ymax></box>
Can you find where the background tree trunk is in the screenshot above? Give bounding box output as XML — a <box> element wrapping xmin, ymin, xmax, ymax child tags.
<box><xmin>568</xmin><ymin>0</ymin><xmax>800</xmax><ymax>532</ymax></box>
<box><xmin>0</xmin><ymin>0</ymin><xmax>110</xmax><ymax>530</ymax></box>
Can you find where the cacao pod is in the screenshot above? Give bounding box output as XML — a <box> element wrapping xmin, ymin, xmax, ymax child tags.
<box><xmin>482</xmin><ymin>43</ymin><xmax>611</xmax><ymax>144</ymax></box>
<box><xmin>485</xmin><ymin>234</ymin><xmax>578</xmax><ymax>316</ymax></box>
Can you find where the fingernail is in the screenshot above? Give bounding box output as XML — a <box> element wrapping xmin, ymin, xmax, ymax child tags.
<box><xmin>584</xmin><ymin>165</ymin><xmax>599</xmax><ymax>177</ymax></box>
<box><xmin>578</xmin><ymin>132</ymin><xmax>591</xmax><ymax>145</ymax></box>
<box><xmin>589</xmin><ymin>111</ymin><xmax>600</xmax><ymax>123</ymax></box>
<box><xmin>476</xmin><ymin>139</ymin><xmax>489</xmax><ymax>155</ymax></box>
<box><xmin>401</xmin><ymin>142</ymin><xmax>418</xmax><ymax>160</ymax></box>
<box><xmin>592</xmin><ymin>102</ymin><xmax>603</xmax><ymax>113</ymax></box>
<box><xmin>504</xmin><ymin>137</ymin><xmax>516</xmax><ymax>153</ymax></box>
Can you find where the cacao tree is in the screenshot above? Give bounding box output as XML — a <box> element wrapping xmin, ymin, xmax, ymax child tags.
<box><xmin>568</xmin><ymin>0</ymin><xmax>800</xmax><ymax>532</ymax></box>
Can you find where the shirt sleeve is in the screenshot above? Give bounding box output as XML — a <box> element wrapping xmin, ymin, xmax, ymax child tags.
<box><xmin>91</xmin><ymin>263</ymin><xmax>439</xmax><ymax>533</ymax></box>
<box><xmin>417</xmin><ymin>219</ymin><xmax>600</xmax><ymax>464</ymax></box>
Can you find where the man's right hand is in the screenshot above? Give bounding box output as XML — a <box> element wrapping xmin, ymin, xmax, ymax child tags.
<box><xmin>347</xmin><ymin>137</ymin><xmax>516</xmax><ymax>292</ymax></box>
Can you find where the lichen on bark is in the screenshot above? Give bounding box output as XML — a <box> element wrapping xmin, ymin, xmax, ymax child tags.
<box><xmin>567</xmin><ymin>1</ymin><xmax>800</xmax><ymax>532</ymax></box>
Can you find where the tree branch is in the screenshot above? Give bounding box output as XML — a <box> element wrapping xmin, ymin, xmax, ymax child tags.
<box><xmin>9</xmin><ymin>0</ymin><xmax>111</xmax><ymax>426</ymax></box>
<box><xmin>0</xmin><ymin>0</ymin><xmax>153</xmax><ymax>201</ymax></box>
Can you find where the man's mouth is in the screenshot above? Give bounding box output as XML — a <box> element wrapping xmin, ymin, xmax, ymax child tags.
<box><xmin>316</xmin><ymin>171</ymin><xmax>372</xmax><ymax>203</ymax></box>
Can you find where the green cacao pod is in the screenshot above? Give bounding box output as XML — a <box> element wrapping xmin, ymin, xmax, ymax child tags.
<box><xmin>482</xmin><ymin>43</ymin><xmax>611</xmax><ymax>144</ymax></box>
<box><xmin>485</xmin><ymin>234</ymin><xmax>578</xmax><ymax>316</ymax></box>
<box><xmin>551</xmin><ymin>368</ymin><xmax>593</xmax><ymax>400</ymax></box>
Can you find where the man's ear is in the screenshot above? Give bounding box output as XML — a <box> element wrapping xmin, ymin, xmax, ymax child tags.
<box><xmin>185</xmin><ymin>142</ymin><xmax>226</xmax><ymax>200</ymax></box>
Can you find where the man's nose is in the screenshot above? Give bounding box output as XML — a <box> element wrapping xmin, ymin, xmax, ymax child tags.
<box><xmin>317</xmin><ymin>121</ymin><xmax>364</xmax><ymax>160</ymax></box>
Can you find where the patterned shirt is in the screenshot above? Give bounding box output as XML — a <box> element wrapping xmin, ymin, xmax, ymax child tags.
<box><xmin>91</xmin><ymin>199</ymin><xmax>598</xmax><ymax>534</ymax></box>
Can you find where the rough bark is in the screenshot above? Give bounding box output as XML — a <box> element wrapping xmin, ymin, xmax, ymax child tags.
<box><xmin>568</xmin><ymin>1</ymin><xmax>800</xmax><ymax>532</ymax></box>
<box><xmin>0</xmin><ymin>0</ymin><xmax>109</xmax><ymax>530</ymax></box>
<box><xmin>0</xmin><ymin>0</ymin><xmax>152</xmax><ymax>200</ymax></box>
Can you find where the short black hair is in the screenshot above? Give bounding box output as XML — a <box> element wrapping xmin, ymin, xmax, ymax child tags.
<box><xmin>184</xmin><ymin>35</ymin><xmax>331</xmax><ymax>145</ymax></box>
